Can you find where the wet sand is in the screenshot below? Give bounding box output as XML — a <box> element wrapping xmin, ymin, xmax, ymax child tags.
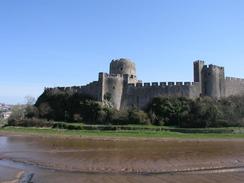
<box><xmin>1</xmin><ymin>134</ymin><xmax>244</xmax><ymax>182</ymax></box>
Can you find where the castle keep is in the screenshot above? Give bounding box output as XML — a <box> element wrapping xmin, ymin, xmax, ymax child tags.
<box><xmin>44</xmin><ymin>58</ymin><xmax>244</xmax><ymax>110</ymax></box>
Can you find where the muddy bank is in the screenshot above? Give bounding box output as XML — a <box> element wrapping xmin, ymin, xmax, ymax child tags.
<box><xmin>1</xmin><ymin>135</ymin><xmax>244</xmax><ymax>182</ymax></box>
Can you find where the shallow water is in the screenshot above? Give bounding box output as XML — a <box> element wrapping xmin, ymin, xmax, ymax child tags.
<box><xmin>1</xmin><ymin>135</ymin><xmax>244</xmax><ymax>182</ymax></box>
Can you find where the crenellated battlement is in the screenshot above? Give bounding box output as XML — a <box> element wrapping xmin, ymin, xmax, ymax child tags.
<box><xmin>225</xmin><ymin>77</ymin><xmax>244</xmax><ymax>81</ymax></box>
<box><xmin>127</xmin><ymin>81</ymin><xmax>198</xmax><ymax>88</ymax></box>
<box><xmin>208</xmin><ymin>64</ymin><xmax>224</xmax><ymax>70</ymax></box>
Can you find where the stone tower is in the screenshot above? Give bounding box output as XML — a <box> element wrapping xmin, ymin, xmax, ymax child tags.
<box><xmin>110</xmin><ymin>58</ymin><xmax>136</xmax><ymax>76</ymax></box>
<box><xmin>194</xmin><ymin>61</ymin><xmax>225</xmax><ymax>98</ymax></box>
<box><xmin>99</xmin><ymin>58</ymin><xmax>138</xmax><ymax>110</ymax></box>
<box><xmin>194</xmin><ymin>60</ymin><xmax>205</xmax><ymax>95</ymax></box>
<box><xmin>205</xmin><ymin>65</ymin><xmax>225</xmax><ymax>98</ymax></box>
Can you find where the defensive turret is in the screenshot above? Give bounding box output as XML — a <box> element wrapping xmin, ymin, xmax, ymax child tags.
<box><xmin>110</xmin><ymin>58</ymin><xmax>137</xmax><ymax>77</ymax></box>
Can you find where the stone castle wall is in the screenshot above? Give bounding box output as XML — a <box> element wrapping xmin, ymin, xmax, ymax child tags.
<box><xmin>225</xmin><ymin>77</ymin><xmax>244</xmax><ymax>97</ymax></box>
<box><xmin>42</xmin><ymin>58</ymin><xmax>244</xmax><ymax>111</ymax></box>
<box><xmin>120</xmin><ymin>82</ymin><xmax>201</xmax><ymax>110</ymax></box>
<box><xmin>44</xmin><ymin>81</ymin><xmax>101</xmax><ymax>100</ymax></box>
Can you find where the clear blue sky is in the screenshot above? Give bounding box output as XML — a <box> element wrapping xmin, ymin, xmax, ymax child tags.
<box><xmin>0</xmin><ymin>0</ymin><xmax>244</xmax><ymax>104</ymax></box>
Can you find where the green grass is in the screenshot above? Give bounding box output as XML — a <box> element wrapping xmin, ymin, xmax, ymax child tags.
<box><xmin>52</xmin><ymin>122</ymin><xmax>244</xmax><ymax>134</ymax></box>
<box><xmin>1</xmin><ymin>127</ymin><xmax>244</xmax><ymax>139</ymax></box>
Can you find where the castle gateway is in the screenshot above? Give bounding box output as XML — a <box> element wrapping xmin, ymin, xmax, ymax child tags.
<box><xmin>44</xmin><ymin>59</ymin><xmax>244</xmax><ymax>110</ymax></box>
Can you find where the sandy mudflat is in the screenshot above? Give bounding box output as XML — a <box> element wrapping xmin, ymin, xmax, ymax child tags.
<box><xmin>1</xmin><ymin>133</ymin><xmax>244</xmax><ymax>182</ymax></box>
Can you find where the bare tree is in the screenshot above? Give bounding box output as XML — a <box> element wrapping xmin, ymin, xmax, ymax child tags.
<box><xmin>25</xmin><ymin>96</ymin><xmax>36</xmax><ymax>105</ymax></box>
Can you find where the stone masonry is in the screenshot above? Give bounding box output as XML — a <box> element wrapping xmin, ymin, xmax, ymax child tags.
<box><xmin>44</xmin><ymin>58</ymin><xmax>244</xmax><ymax>110</ymax></box>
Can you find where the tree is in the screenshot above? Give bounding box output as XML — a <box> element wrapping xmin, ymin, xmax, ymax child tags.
<box><xmin>146</xmin><ymin>96</ymin><xmax>192</xmax><ymax>126</ymax></box>
<box><xmin>25</xmin><ymin>105</ymin><xmax>39</xmax><ymax>118</ymax></box>
<box><xmin>128</xmin><ymin>108</ymin><xmax>150</xmax><ymax>125</ymax></box>
<box><xmin>38</xmin><ymin>102</ymin><xmax>53</xmax><ymax>120</ymax></box>
<box><xmin>25</xmin><ymin>96</ymin><xmax>36</xmax><ymax>105</ymax></box>
<box><xmin>181</xmin><ymin>97</ymin><xmax>220</xmax><ymax>128</ymax></box>
<box><xmin>8</xmin><ymin>105</ymin><xmax>26</xmax><ymax>125</ymax></box>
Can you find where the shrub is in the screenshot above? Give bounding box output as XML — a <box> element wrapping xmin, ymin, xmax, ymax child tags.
<box><xmin>8</xmin><ymin>105</ymin><xmax>26</xmax><ymax>122</ymax></box>
<box><xmin>111</xmin><ymin>110</ymin><xmax>129</xmax><ymax>125</ymax></box>
<box><xmin>180</xmin><ymin>97</ymin><xmax>220</xmax><ymax>128</ymax></box>
<box><xmin>8</xmin><ymin>118</ymin><xmax>53</xmax><ymax>128</ymax></box>
<box><xmin>147</xmin><ymin>96</ymin><xmax>192</xmax><ymax>126</ymax></box>
<box><xmin>128</xmin><ymin>109</ymin><xmax>151</xmax><ymax>125</ymax></box>
<box><xmin>25</xmin><ymin>105</ymin><xmax>39</xmax><ymax>118</ymax></box>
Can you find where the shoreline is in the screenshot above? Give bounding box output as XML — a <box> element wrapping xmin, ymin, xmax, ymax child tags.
<box><xmin>1</xmin><ymin>127</ymin><xmax>244</xmax><ymax>142</ymax></box>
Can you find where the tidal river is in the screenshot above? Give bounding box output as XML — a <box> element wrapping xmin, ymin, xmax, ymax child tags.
<box><xmin>1</xmin><ymin>135</ymin><xmax>244</xmax><ymax>183</ymax></box>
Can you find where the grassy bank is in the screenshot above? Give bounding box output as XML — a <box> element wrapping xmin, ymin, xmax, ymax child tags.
<box><xmin>1</xmin><ymin>127</ymin><xmax>244</xmax><ymax>139</ymax></box>
<box><xmin>52</xmin><ymin>122</ymin><xmax>244</xmax><ymax>134</ymax></box>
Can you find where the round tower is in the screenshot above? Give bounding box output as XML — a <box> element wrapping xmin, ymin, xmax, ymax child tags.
<box><xmin>109</xmin><ymin>58</ymin><xmax>137</xmax><ymax>77</ymax></box>
<box><xmin>102</xmin><ymin>58</ymin><xmax>138</xmax><ymax>110</ymax></box>
<box><xmin>205</xmin><ymin>65</ymin><xmax>225</xmax><ymax>98</ymax></box>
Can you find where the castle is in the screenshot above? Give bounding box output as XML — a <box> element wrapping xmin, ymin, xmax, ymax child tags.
<box><xmin>44</xmin><ymin>58</ymin><xmax>244</xmax><ymax>110</ymax></box>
